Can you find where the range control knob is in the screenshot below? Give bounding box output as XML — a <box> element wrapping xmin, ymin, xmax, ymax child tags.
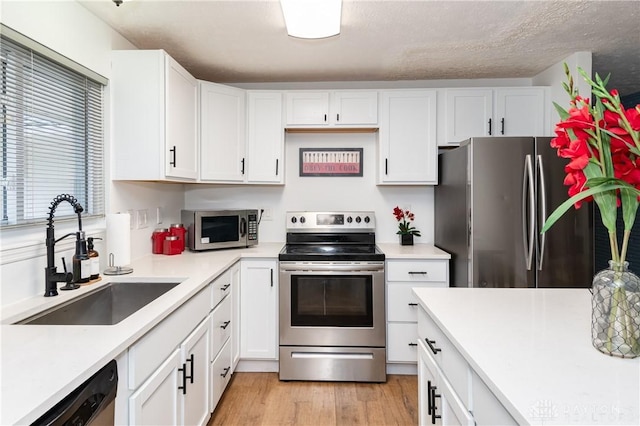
<box><xmin>291</xmin><ymin>216</ymin><xmax>297</xmax><ymax>223</ymax></box>
<box><xmin>300</xmin><ymin>216</ymin><xmax>306</xmax><ymax>224</ymax></box>
<box><xmin>364</xmin><ymin>216</ymin><xmax>370</xmax><ymax>223</ymax></box>
<box><xmin>347</xmin><ymin>216</ymin><xmax>353</xmax><ymax>223</ymax></box>
<box><xmin>355</xmin><ymin>216</ymin><xmax>362</xmax><ymax>223</ymax></box>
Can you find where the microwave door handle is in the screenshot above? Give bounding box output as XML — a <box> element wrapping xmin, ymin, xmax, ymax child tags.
<box><xmin>240</xmin><ymin>217</ymin><xmax>247</xmax><ymax>237</ymax></box>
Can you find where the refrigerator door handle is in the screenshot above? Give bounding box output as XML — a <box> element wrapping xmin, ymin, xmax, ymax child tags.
<box><xmin>522</xmin><ymin>155</ymin><xmax>535</xmax><ymax>271</ymax></box>
<box><xmin>537</xmin><ymin>154</ymin><xmax>547</xmax><ymax>270</ymax></box>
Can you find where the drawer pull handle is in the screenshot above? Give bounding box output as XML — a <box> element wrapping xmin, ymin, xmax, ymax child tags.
<box><xmin>221</xmin><ymin>283</ymin><xmax>231</xmax><ymax>291</ymax></box>
<box><xmin>186</xmin><ymin>354</ymin><xmax>194</xmax><ymax>384</ymax></box>
<box><xmin>408</xmin><ymin>342</ymin><xmax>417</xmax><ymax>347</ymax></box>
<box><xmin>221</xmin><ymin>366</ymin><xmax>231</xmax><ymax>378</ymax></box>
<box><xmin>408</xmin><ymin>271</ymin><xmax>427</xmax><ymax>275</ymax></box>
<box><xmin>427</xmin><ymin>380</ymin><xmax>433</xmax><ymax>415</ymax></box>
<box><xmin>425</xmin><ymin>339</ymin><xmax>441</xmax><ymax>355</ymax></box>
<box><xmin>178</xmin><ymin>363</ymin><xmax>187</xmax><ymax>394</ymax></box>
<box><xmin>408</xmin><ymin>302</ymin><xmax>418</xmax><ymax>307</ymax></box>
<box><xmin>430</xmin><ymin>385</ymin><xmax>441</xmax><ymax>424</ymax></box>
<box><xmin>220</xmin><ymin>320</ymin><xmax>231</xmax><ymax>330</ymax></box>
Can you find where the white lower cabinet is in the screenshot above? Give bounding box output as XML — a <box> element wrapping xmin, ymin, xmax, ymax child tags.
<box><xmin>211</xmin><ymin>339</ymin><xmax>232</xmax><ymax>410</ymax></box>
<box><xmin>240</xmin><ymin>259</ymin><xmax>278</xmax><ymax>359</ymax></box>
<box><xmin>230</xmin><ymin>263</ymin><xmax>241</xmax><ymax>370</ymax></box>
<box><xmin>129</xmin><ymin>317</ymin><xmax>210</xmax><ymax>426</ymax></box>
<box><xmin>386</xmin><ymin>259</ymin><xmax>449</xmax><ymax>364</ymax></box>
<box><xmin>418</xmin><ymin>306</ymin><xmax>516</xmax><ymax>425</ymax></box>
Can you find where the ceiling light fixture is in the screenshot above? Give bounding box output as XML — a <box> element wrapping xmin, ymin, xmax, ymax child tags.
<box><xmin>280</xmin><ymin>0</ymin><xmax>342</xmax><ymax>39</ymax></box>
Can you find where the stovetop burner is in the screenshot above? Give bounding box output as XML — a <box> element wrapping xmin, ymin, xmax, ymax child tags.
<box><xmin>279</xmin><ymin>211</ymin><xmax>385</xmax><ymax>262</ymax></box>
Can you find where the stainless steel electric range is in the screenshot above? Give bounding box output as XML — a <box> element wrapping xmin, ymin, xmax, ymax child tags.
<box><xmin>278</xmin><ymin>211</ymin><xmax>386</xmax><ymax>382</ymax></box>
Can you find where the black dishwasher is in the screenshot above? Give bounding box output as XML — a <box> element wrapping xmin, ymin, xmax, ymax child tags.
<box><xmin>31</xmin><ymin>360</ymin><xmax>118</xmax><ymax>426</ymax></box>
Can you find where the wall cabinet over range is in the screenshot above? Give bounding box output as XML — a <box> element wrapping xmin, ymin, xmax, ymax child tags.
<box><xmin>379</xmin><ymin>90</ymin><xmax>438</xmax><ymax>185</ymax></box>
<box><xmin>440</xmin><ymin>87</ymin><xmax>549</xmax><ymax>146</ymax></box>
<box><xmin>112</xmin><ymin>50</ymin><xmax>198</xmax><ymax>181</ymax></box>
<box><xmin>285</xmin><ymin>90</ymin><xmax>378</xmax><ymax>127</ymax></box>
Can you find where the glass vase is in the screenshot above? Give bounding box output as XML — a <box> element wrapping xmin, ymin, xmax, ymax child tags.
<box><xmin>591</xmin><ymin>261</ymin><xmax>640</xmax><ymax>358</ymax></box>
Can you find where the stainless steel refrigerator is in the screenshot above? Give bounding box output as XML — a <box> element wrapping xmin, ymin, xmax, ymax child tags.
<box><xmin>435</xmin><ymin>137</ymin><xmax>593</xmax><ymax>288</ymax></box>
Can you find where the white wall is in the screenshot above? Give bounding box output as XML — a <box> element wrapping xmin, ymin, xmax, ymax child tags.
<box><xmin>0</xmin><ymin>1</ymin><xmax>186</xmax><ymax>307</ymax></box>
<box><xmin>533</xmin><ymin>51</ymin><xmax>593</xmax><ymax>132</ymax></box>
<box><xmin>185</xmin><ymin>132</ymin><xmax>434</xmax><ymax>244</ymax></box>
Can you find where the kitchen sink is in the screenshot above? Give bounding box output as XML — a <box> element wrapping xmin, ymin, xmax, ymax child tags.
<box><xmin>18</xmin><ymin>281</ymin><xmax>181</xmax><ymax>326</ymax></box>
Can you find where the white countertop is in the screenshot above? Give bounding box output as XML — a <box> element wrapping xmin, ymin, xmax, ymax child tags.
<box><xmin>1</xmin><ymin>242</ymin><xmax>447</xmax><ymax>424</ymax></box>
<box><xmin>413</xmin><ymin>287</ymin><xmax>640</xmax><ymax>425</ymax></box>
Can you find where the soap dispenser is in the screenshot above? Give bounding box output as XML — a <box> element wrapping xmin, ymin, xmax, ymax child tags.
<box><xmin>72</xmin><ymin>231</ymin><xmax>91</xmax><ymax>284</ymax></box>
<box><xmin>87</xmin><ymin>237</ymin><xmax>102</xmax><ymax>280</ymax></box>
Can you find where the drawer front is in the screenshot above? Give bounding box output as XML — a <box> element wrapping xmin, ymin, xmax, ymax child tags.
<box><xmin>210</xmin><ymin>295</ymin><xmax>231</xmax><ymax>360</ymax></box>
<box><xmin>387</xmin><ymin>322</ymin><xmax>418</xmax><ymax>362</ymax></box>
<box><xmin>211</xmin><ymin>269</ymin><xmax>232</xmax><ymax>309</ymax></box>
<box><xmin>388</xmin><ymin>282</ymin><xmax>446</xmax><ymax>322</ymax></box>
<box><xmin>387</xmin><ymin>260</ymin><xmax>448</xmax><ymax>282</ymax></box>
<box><xmin>210</xmin><ymin>339</ymin><xmax>232</xmax><ymax>412</ymax></box>
<box><xmin>418</xmin><ymin>308</ymin><xmax>471</xmax><ymax>409</ymax></box>
<box><xmin>128</xmin><ymin>286</ymin><xmax>210</xmax><ymax>390</ymax></box>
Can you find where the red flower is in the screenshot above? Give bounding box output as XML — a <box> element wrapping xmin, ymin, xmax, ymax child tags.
<box><xmin>625</xmin><ymin>106</ymin><xmax>640</xmax><ymax>131</ymax></box>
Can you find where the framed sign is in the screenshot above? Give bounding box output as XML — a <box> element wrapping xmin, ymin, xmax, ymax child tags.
<box><xmin>299</xmin><ymin>148</ymin><xmax>363</xmax><ymax>177</ymax></box>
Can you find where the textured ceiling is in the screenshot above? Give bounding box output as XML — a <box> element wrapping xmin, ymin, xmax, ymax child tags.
<box><xmin>79</xmin><ymin>0</ymin><xmax>640</xmax><ymax>95</ymax></box>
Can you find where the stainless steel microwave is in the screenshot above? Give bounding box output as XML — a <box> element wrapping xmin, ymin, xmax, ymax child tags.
<box><xmin>181</xmin><ymin>209</ymin><xmax>258</xmax><ymax>251</ymax></box>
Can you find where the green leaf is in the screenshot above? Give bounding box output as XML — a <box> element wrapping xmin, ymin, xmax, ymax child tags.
<box><xmin>553</xmin><ymin>102</ymin><xmax>570</xmax><ymax>120</ymax></box>
<box><xmin>540</xmin><ymin>182</ymin><xmax>640</xmax><ymax>234</ymax></box>
<box><xmin>620</xmin><ymin>188</ymin><xmax>640</xmax><ymax>232</ymax></box>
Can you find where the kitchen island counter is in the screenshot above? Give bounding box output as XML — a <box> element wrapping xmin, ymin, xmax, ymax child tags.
<box><xmin>413</xmin><ymin>287</ymin><xmax>640</xmax><ymax>425</ymax></box>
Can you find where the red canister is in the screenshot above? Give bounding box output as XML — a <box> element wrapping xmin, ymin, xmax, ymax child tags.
<box><xmin>152</xmin><ymin>228</ymin><xmax>169</xmax><ymax>254</ymax></box>
<box><xmin>163</xmin><ymin>236</ymin><xmax>182</xmax><ymax>255</ymax></box>
<box><xmin>170</xmin><ymin>223</ymin><xmax>187</xmax><ymax>252</ymax></box>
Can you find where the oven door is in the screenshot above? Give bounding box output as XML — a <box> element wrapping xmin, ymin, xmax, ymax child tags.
<box><xmin>279</xmin><ymin>262</ymin><xmax>385</xmax><ymax>347</ymax></box>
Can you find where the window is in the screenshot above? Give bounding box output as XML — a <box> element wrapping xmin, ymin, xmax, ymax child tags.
<box><xmin>1</xmin><ymin>28</ymin><xmax>105</xmax><ymax>228</ymax></box>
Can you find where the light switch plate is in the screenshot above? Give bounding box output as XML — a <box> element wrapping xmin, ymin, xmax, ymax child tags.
<box><xmin>137</xmin><ymin>209</ymin><xmax>149</xmax><ymax>229</ymax></box>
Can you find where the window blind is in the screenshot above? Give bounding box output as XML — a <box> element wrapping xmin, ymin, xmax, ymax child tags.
<box><xmin>1</xmin><ymin>32</ymin><xmax>105</xmax><ymax>227</ymax></box>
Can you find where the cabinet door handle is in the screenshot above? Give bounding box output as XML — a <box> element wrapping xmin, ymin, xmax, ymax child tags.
<box><xmin>488</xmin><ymin>118</ymin><xmax>492</xmax><ymax>135</ymax></box>
<box><xmin>186</xmin><ymin>353</ymin><xmax>194</xmax><ymax>384</ymax></box>
<box><xmin>385</xmin><ymin>159</ymin><xmax>388</xmax><ymax>175</ymax></box>
<box><xmin>336</xmin><ymin>113</ymin><xmax>340</xmax><ymax>122</ymax></box>
<box><xmin>324</xmin><ymin>114</ymin><xmax>327</xmax><ymax>122</ymax></box>
<box><xmin>241</xmin><ymin>158</ymin><xmax>245</xmax><ymax>175</ymax></box>
<box><xmin>425</xmin><ymin>339</ymin><xmax>441</xmax><ymax>355</ymax></box>
<box><xmin>408</xmin><ymin>302</ymin><xmax>418</xmax><ymax>307</ymax></box>
<box><xmin>501</xmin><ymin>117</ymin><xmax>505</xmax><ymax>135</ymax></box>
<box><xmin>221</xmin><ymin>366</ymin><xmax>231</xmax><ymax>378</ymax></box>
<box><xmin>430</xmin><ymin>385</ymin><xmax>441</xmax><ymax>424</ymax></box>
<box><xmin>270</xmin><ymin>268</ymin><xmax>274</xmax><ymax>287</ymax></box>
<box><xmin>275</xmin><ymin>159</ymin><xmax>279</xmax><ymax>176</ymax></box>
<box><xmin>427</xmin><ymin>379</ymin><xmax>433</xmax><ymax>415</ymax></box>
<box><xmin>408</xmin><ymin>271</ymin><xmax>427</xmax><ymax>275</ymax></box>
<box><xmin>221</xmin><ymin>283</ymin><xmax>231</xmax><ymax>291</ymax></box>
<box><xmin>220</xmin><ymin>320</ymin><xmax>231</xmax><ymax>330</ymax></box>
<box><xmin>408</xmin><ymin>342</ymin><xmax>417</xmax><ymax>347</ymax></box>
<box><xmin>178</xmin><ymin>363</ymin><xmax>187</xmax><ymax>394</ymax></box>
<box><xmin>169</xmin><ymin>146</ymin><xmax>176</xmax><ymax>167</ymax></box>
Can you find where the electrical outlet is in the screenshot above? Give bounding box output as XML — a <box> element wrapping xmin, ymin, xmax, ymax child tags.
<box><xmin>137</xmin><ymin>209</ymin><xmax>149</xmax><ymax>229</ymax></box>
<box><xmin>261</xmin><ymin>208</ymin><xmax>273</xmax><ymax>221</ymax></box>
<box><xmin>156</xmin><ymin>206</ymin><xmax>163</xmax><ymax>225</ymax></box>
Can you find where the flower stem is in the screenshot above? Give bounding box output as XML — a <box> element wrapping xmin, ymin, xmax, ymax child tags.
<box><xmin>609</xmin><ymin>231</ymin><xmax>620</xmax><ymax>268</ymax></box>
<box><xmin>619</xmin><ymin>230</ymin><xmax>631</xmax><ymax>267</ymax></box>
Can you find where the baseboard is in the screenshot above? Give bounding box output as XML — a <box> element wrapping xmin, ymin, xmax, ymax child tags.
<box><xmin>386</xmin><ymin>363</ymin><xmax>417</xmax><ymax>375</ymax></box>
<box><xmin>235</xmin><ymin>359</ymin><xmax>279</xmax><ymax>373</ymax></box>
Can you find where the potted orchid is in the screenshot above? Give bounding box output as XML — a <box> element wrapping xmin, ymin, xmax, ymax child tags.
<box><xmin>393</xmin><ymin>206</ymin><xmax>421</xmax><ymax>245</ymax></box>
<box><xmin>541</xmin><ymin>64</ymin><xmax>640</xmax><ymax>358</ymax></box>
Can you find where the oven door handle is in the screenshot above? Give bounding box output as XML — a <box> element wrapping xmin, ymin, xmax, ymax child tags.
<box><xmin>279</xmin><ymin>264</ymin><xmax>384</xmax><ymax>273</ymax></box>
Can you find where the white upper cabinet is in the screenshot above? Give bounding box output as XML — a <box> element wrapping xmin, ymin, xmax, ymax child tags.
<box><xmin>495</xmin><ymin>88</ymin><xmax>546</xmax><ymax>137</ymax></box>
<box><xmin>112</xmin><ymin>50</ymin><xmax>198</xmax><ymax>181</ymax></box>
<box><xmin>199</xmin><ymin>82</ymin><xmax>246</xmax><ymax>182</ymax></box>
<box><xmin>285</xmin><ymin>90</ymin><xmax>378</xmax><ymax>127</ymax></box>
<box><xmin>247</xmin><ymin>91</ymin><xmax>285</xmax><ymax>184</ymax></box>
<box><xmin>379</xmin><ymin>90</ymin><xmax>438</xmax><ymax>185</ymax></box>
<box><xmin>445</xmin><ymin>89</ymin><xmax>493</xmax><ymax>143</ymax></box>
<box><xmin>440</xmin><ymin>87</ymin><xmax>548</xmax><ymax>146</ymax></box>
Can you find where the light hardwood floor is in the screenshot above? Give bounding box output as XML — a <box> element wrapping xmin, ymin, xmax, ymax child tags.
<box><xmin>208</xmin><ymin>373</ymin><xmax>418</xmax><ymax>426</ymax></box>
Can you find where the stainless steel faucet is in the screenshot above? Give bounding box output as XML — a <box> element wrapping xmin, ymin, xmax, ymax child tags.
<box><xmin>44</xmin><ymin>194</ymin><xmax>84</xmax><ymax>297</ymax></box>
